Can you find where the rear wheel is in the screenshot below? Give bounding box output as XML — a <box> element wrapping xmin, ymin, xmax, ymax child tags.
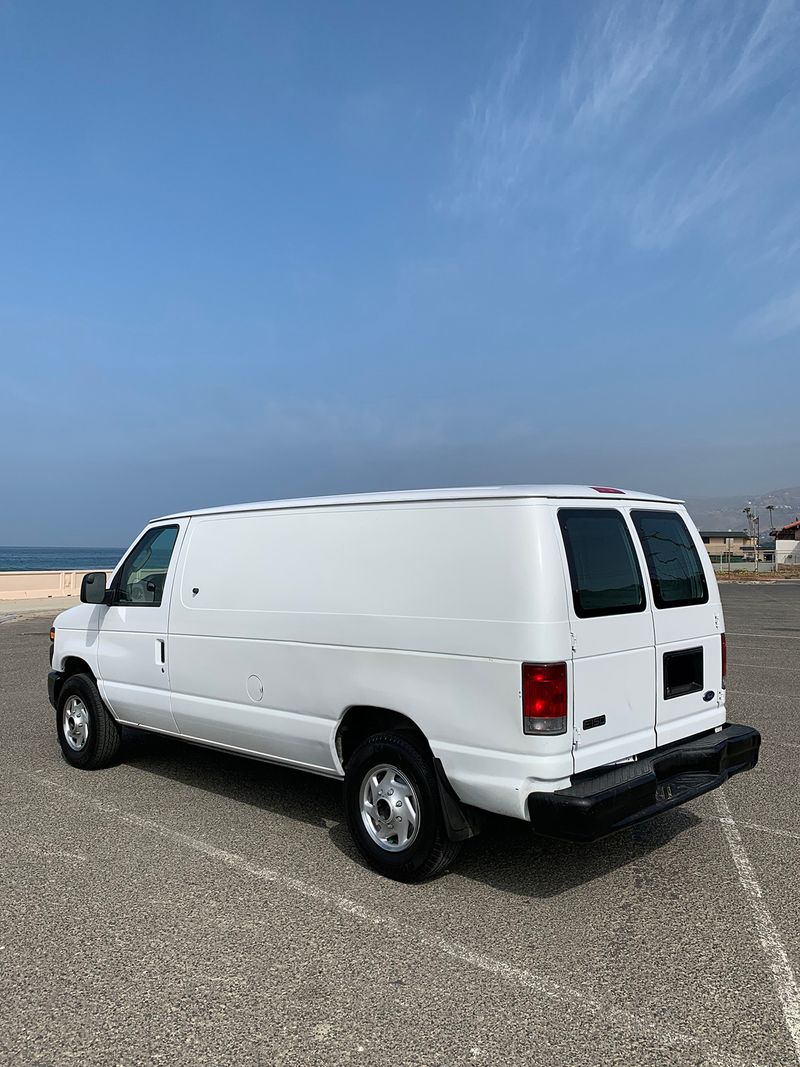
<box><xmin>344</xmin><ymin>732</ymin><xmax>461</xmax><ymax>881</ymax></box>
<box><xmin>56</xmin><ymin>673</ymin><xmax>121</xmax><ymax>769</ymax></box>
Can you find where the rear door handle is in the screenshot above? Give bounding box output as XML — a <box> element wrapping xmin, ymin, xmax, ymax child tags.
<box><xmin>156</xmin><ymin>638</ymin><xmax>166</xmax><ymax>665</ymax></box>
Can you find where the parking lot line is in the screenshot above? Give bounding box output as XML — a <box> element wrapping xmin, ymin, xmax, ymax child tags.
<box><xmin>729</xmin><ymin>689</ymin><xmax>798</xmax><ymax>703</ymax></box>
<box><xmin>727</xmin><ymin>661</ymin><xmax>800</xmax><ymax>673</ymax></box>
<box><xmin>24</xmin><ymin>769</ymin><xmax>760</xmax><ymax>1067</ymax></box>
<box><xmin>728</xmin><ymin>633</ymin><xmax>800</xmax><ymax>641</ymax></box>
<box><xmin>706</xmin><ymin>813</ymin><xmax>800</xmax><ymax>843</ymax></box>
<box><xmin>739</xmin><ymin>822</ymin><xmax>800</xmax><ymax>843</ymax></box>
<box><xmin>714</xmin><ymin>791</ymin><xmax>800</xmax><ymax>1065</ymax></box>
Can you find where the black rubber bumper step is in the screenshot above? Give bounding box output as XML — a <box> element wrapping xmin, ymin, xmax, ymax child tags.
<box><xmin>527</xmin><ymin>723</ymin><xmax>761</xmax><ymax>842</ymax></box>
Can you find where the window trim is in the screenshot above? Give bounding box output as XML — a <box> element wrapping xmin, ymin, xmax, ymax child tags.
<box><xmin>111</xmin><ymin>523</ymin><xmax>180</xmax><ymax>608</ymax></box>
<box><xmin>663</xmin><ymin>646</ymin><xmax>704</xmax><ymax>699</ymax></box>
<box><xmin>558</xmin><ymin>507</ymin><xmax>647</xmax><ymax>619</ymax></box>
<box><xmin>631</xmin><ymin>509</ymin><xmax>709</xmax><ymax>610</ymax></box>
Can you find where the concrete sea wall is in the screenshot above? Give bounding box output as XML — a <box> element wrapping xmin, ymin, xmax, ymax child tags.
<box><xmin>0</xmin><ymin>570</ymin><xmax>113</xmax><ymax>601</ymax></box>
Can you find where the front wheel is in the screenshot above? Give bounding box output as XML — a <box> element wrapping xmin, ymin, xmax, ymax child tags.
<box><xmin>56</xmin><ymin>673</ymin><xmax>122</xmax><ymax>769</ymax></box>
<box><xmin>344</xmin><ymin>732</ymin><xmax>461</xmax><ymax>882</ymax></box>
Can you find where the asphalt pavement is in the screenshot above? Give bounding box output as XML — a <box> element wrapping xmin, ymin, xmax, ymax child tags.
<box><xmin>1</xmin><ymin>583</ymin><xmax>798</xmax><ymax>1066</ymax></box>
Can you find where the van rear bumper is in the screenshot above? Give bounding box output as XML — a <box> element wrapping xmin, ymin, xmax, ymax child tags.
<box><xmin>527</xmin><ymin>723</ymin><xmax>760</xmax><ymax>842</ymax></box>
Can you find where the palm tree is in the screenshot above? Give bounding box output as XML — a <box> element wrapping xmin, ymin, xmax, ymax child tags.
<box><xmin>742</xmin><ymin>504</ymin><xmax>753</xmax><ymax>537</ymax></box>
<box><xmin>743</xmin><ymin>505</ymin><xmax>757</xmax><ymax>570</ymax></box>
<box><xmin>765</xmin><ymin>504</ymin><xmax>777</xmax><ymax>572</ymax></box>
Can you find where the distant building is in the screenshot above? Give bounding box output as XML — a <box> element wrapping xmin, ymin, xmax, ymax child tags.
<box><xmin>771</xmin><ymin>518</ymin><xmax>800</xmax><ymax>541</ymax></box>
<box><xmin>699</xmin><ymin>530</ymin><xmax>749</xmax><ymax>562</ymax></box>
<box><xmin>771</xmin><ymin>519</ymin><xmax>800</xmax><ymax>565</ymax></box>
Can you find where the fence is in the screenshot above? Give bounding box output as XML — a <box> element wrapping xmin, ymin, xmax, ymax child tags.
<box><xmin>712</xmin><ymin>561</ymin><xmax>800</xmax><ymax>575</ymax></box>
<box><xmin>712</xmin><ymin>561</ymin><xmax>767</xmax><ymax>574</ymax></box>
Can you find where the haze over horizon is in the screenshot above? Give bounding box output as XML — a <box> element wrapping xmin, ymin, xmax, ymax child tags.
<box><xmin>2</xmin><ymin>1</ymin><xmax>799</xmax><ymax>546</ymax></box>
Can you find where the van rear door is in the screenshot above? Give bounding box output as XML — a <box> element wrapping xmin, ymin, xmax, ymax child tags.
<box><xmin>558</xmin><ymin>507</ymin><xmax>657</xmax><ymax>774</ymax></box>
<box><xmin>631</xmin><ymin>509</ymin><xmax>725</xmax><ymax>748</ymax></box>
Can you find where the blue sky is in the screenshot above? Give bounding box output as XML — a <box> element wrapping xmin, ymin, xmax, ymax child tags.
<box><xmin>2</xmin><ymin>0</ymin><xmax>800</xmax><ymax>545</ymax></box>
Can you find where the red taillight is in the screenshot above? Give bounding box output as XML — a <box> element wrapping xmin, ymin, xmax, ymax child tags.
<box><xmin>522</xmin><ymin>662</ymin><xmax>567</xmax><ymax>735</ymax></box>
<box><xmin>721</xmin><ymin>633</ymin><xmax>727</xmax><ymax>690</ymax></box>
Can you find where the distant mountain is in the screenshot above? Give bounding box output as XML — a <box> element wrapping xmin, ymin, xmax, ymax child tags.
<box><xmin>685</xmin><ymin>487</ymin><xmax>800</xmax><ymax>534</ymax></box>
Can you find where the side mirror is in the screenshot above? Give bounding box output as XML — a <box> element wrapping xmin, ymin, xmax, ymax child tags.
<box><xmin>81</xmin><ymin>571</ymin><xmax>108</xmax><ymax>605</ymax></box>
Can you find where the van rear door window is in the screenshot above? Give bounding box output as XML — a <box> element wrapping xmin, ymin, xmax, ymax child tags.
<box><xmin>558</xmin><ymin>509</ymin><xmax>646</xmax><ymax>618</ymax></box>
<box><xmin>631</xmin><ymin>510</ymin><xmax>708</xmax><ymax>609</ymax></box>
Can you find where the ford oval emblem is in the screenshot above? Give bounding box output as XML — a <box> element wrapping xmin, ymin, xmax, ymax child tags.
<box><xmin>703</xmin><ymin>690</ymin><xmax>715</xmax><ymax>702</ymax></box>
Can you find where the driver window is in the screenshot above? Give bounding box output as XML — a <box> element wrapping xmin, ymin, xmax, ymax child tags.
<box><xmin>115</xmin><ymin>525</ymin><xmax>179</xmax><ymax>607</ymax></box>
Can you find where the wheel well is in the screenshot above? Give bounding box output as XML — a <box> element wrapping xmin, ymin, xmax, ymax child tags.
<box><xmin>335</xmin><ymin>706</ymin><xmax>430</xmax><ymax>767</ymax></box>
<box><xmin>61</xmin><ymin>656</ymin><xmax>95</xmax><ymax>682</ymax></box>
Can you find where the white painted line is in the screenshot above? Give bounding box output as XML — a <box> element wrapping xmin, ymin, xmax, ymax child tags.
<box><xmin>26</xmin><ymin>771</ymin><xmax>757</xmax><ymax>1067</ymax></box>
<box><xmin>729</xmin><ymin>689</ymin><xmax>798</xmax><ymax>701</ymax></box>
<box><xmin>728</xmin><ymin>642</ymin><xmax>800</xmax><ymax>653</ymax></box>
<box><xmin>739</xmin><ymin>821</ymin><xmax>800</xmax><ymax>843</ymax></box>
<box><xmin>728</xmin><ymin>633</ymin><xmax>800</xmax><ymax>642</ymax></box>
<box><xmin>709</xmin><ymin>725</ymin><xmax>799</xmax><ymax>751</ymax></box>
<box><xmin>751</xmin><ymin>738</ymin><xmax>800</xmax><ymax>752</ymax></box>
<box><xmin>16</xmin><ymin>840</ymin><xmax>89</xmax><ymax>861</ymax></box>
<box><xmin>728</xmin><ymin>661</ymin><xmax>800</xmax><ymax>673</ymax></box>
<box><xmin>708</xmin><ymin>812</ymin><xmax>800</xmax><ymax>842</ymax></box>
<box><xmin>729</xmin><ymin>640</ymin><xmax>800</xmax><ymax>648</ymax></box>
<box><xmin>714</xmin><ymin>790</ymin><xmax>800</xmax><ymax>1065</ymax></box>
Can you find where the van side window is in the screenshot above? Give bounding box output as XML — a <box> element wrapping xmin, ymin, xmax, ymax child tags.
<box><xmin>115</xmin><ymin>525</ymin><xmax>179</xmax><ymax>607</ymax></box>
<box><xmin>558</xmin><ymin>509</ymin><xmax>646</xmax><ymax>618</ymax></box>
<box><xmin>631</xmin><ymin>511</ymin><xmax>708</xmax><ymax>609</ymax></box>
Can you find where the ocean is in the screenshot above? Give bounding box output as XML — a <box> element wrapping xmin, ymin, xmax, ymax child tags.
<box><xmin>0</xmin><ymin>547</ymin><xmax>124</xmax><ymax>572</ymax></box>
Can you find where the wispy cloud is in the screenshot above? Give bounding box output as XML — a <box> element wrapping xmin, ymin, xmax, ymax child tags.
<box><xmin>718</xmin><ymin>0</ymin><xmax>800</xmax><ymax>105</ymax></box>
<box><xmin>748</xmin><ymin>286</ymin><xmax>800</xmax><ymax>339</ymax></box>
<box><xmin>448</xmin><ymin>31</ymin><xmax>546</xmax><ymax>216</ymax></box>
<box><xmin>565</xmin><ymin>2</ymin><xmax>678</xmax><ymax>125</ymax></box>
<box><xmin>444</xmin><ymin>0</ymin><xmax>800</xmax><ymax>257</ymax></box>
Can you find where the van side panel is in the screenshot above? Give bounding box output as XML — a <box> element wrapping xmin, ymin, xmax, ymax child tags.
<box><xmin>166</xmin><ymin>502</ymin><xmax>574</xmax><ymax>819</ymax></box>
<box><xmin>169</xmin><ymin>504</ymin><xmax>546</xmax><ymax>659</ymax></box>
<box><xmin>166</xmin><ymin>636</ymin><xmax>525</xmax><ymax>773</ymax></box>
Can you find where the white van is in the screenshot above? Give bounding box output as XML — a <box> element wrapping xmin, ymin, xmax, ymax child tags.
<box><xmin>48</xmin><ymin>486</ymin><xmax>760</xmax><ymax>880</ymax></box>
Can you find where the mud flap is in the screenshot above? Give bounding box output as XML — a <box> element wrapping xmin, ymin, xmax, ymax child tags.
<box><xmin>433</xmin><ymin>757</ymin><xmax>481</xmax><ymax>841</ymax></box>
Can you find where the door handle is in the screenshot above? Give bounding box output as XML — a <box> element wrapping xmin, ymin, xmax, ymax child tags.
<box><xmin>156</xmin><ymin>638</ymin><xmax>166</xmax><ymax>666</ymax></box>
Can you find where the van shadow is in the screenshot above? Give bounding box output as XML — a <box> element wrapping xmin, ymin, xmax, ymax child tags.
<box><xmin>120</xmin><ymin>729</ymin><xmax>700</xmax><ymax>900</ymax></box>
<box><xmin>449</xmin><ymin>806</ymin><xmax>699</xmax><ymax>898</ymax></box>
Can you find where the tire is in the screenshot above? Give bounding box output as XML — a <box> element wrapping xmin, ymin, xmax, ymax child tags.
<box><xmin>56</xmin><ymin>673</ymin><xmax>122</xmax><ymax>769</ymax></box>
<box><xmin>344</xmin><ymin>731</ymin><xmax>461</xmax><ymax>882</ymax></box>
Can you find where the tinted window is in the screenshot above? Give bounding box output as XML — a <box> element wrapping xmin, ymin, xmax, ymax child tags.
<box><xmin>115</xmin><ymin>525</ymin><xmax>179</xmax><ymax>606</ymax></box>
<box><xmin>631</xmin><ymin>511</ymin><xmax>708</xmax><ymax>609</ymax></box>
<box><xmin>558</xmin><ymin>509</ymin><xmax>646</xmax><ymax>618</ymax></box>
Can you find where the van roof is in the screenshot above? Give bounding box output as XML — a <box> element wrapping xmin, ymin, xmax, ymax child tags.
<box><xmin>153</xmin><ymin>485</ymin><xmax>682</xmax><ymax>521</ymax></box>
